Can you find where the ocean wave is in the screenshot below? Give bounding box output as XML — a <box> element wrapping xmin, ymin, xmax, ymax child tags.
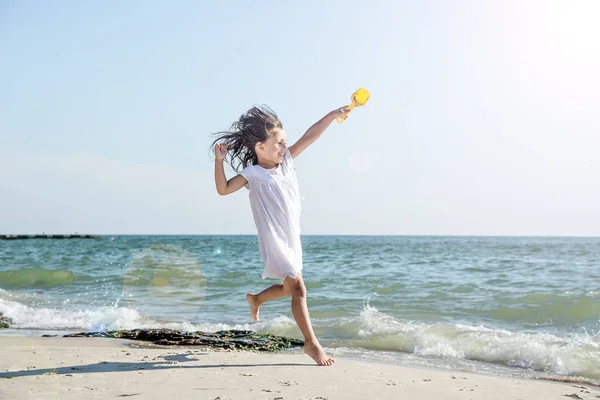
<box><xmin>0</xmin><ymin>296</ymin><xmax>298</xmax><ymax>335</ymax></box>
<box><xmin>0</xmin><ymin>298</ymin><xmax>151</xmax><ymax>331</ymax></box>
<box><xmin>332</xmin><ymin>305</ymin><xmax>600</xmax><ymax>380</ymax></box>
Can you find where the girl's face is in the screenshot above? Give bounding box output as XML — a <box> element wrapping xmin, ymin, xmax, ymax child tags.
<box><xmin>256</xmin><ymin>128</ymin><xmax>287</xmax><ymax>165</ymax></box>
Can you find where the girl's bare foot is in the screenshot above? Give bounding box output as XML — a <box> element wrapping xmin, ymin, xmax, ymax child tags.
<box><xmin>304</xmin><ymin>341</ymin><xmax>335</xmax><ymax>366</ymax></box>
<box><xmin>246</xmin><ymin>293</ymin><xmax>260</xmax><ymax>321</ymax></box>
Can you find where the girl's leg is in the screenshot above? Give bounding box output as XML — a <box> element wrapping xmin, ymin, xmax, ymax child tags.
<box><xmin>283</xmin><ymin>275</ymin><xmax>335</xmax><ymax>366</ymax></box>
<box><xmin>246</xmin><ymin>283</ymin><xmax>291</xmax><ymax>321</ymax></box>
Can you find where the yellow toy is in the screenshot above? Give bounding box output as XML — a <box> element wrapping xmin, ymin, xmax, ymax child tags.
<box><xmin>336</xmin><ymin>88</ymin><xmax>370</xmax><ymax>123</ymax></box>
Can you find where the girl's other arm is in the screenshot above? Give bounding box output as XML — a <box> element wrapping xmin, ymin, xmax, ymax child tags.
<box><xmin>288</xmin><ymin>106</ymin><xmax>349</xmax><ymax>159</ymax></box>
<box><xmin>214</xmin><ymin>144</ymin><xmax>248</xmax><ymax>195</ymax></box>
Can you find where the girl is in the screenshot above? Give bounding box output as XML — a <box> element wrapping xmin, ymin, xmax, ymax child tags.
<box><xmin>212</xmin><ymin>104</ymin><xmax>349</xmax><ymax>366</ymax></box>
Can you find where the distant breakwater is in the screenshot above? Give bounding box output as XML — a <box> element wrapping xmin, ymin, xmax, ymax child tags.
<box><xmin>0</xmin><ymin>234</ymin><xmax>99</xmax><ymax>240</ymax></box>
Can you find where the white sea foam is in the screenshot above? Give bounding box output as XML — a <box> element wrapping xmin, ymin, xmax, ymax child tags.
<box><xmin>0</xmin><ymin>297</ymin><xmax>298</xmax><ymax>335</ymax></box>
<box><xmin>335</xmin><ymin>304</ymin><xmax>600</xmax><ymax>380</ymax></box>
<box><xmin>0</xmin><ymin>298</ymin><xmax>149</xmax><ymax>331</ymax></box>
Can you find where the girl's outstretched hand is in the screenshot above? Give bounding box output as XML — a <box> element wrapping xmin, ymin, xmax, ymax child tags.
<box><xmin>329</xmin><ymin>105</ymin><xmax>351</xmax><ymax>118</ymax></box>
<box><xmin>215</xmin><ymin>143</ymin><xmax>228</xmax><ymax>161</ymax></box>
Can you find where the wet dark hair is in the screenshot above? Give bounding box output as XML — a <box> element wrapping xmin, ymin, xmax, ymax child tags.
<box><xmin>210</xmin><ymin>105</ymin><xmax>283</xmax><ymax>173</ymax></box>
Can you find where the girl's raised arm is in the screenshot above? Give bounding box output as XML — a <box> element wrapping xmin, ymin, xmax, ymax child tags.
<box><xmin>288</xmin><ymin>106</ymin><xmax>349</xmax><ymax>159</ymax></box>
<box><xmin>214</xmin><ymin>144</ymin><xmax>248</xmax><ymax>195</ymax></box>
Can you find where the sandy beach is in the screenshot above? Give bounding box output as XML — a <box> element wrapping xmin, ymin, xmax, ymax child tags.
<box><xmin>0</xmin><ymin>337</ymin><xmax>597</xmax><ymax>400</ymax></box>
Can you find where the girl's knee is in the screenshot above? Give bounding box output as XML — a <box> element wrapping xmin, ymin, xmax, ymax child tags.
<box><xmin>284</xmin><ymin>276</ymin><xmax>306</xmax><ymax>297</ymax></box>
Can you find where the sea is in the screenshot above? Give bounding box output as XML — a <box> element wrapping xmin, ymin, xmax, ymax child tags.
<box><xmin>1</xmin><ymin>235</ymin><xmax>599</xmax><ymax>384</ymax></box>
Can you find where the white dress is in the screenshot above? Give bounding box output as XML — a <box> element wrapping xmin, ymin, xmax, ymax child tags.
<box><xmin>239</xmin><ymin>149</ymin><xmax>303</xmax><ymax>280</ymax></box>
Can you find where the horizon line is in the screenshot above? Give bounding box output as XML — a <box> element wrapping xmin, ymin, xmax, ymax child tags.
<box><xmin>2</xmin><ymin>233</ymin><xmax>599</xmax><ymax>239</ymax></box>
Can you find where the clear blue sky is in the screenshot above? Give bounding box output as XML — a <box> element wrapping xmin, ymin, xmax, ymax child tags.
<box><xmin>1</xmin><ymin>1</ymin><xmax>599</xmax><ymax>235</ymax></box>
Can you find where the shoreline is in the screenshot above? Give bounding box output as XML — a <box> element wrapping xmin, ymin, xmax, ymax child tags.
<box><xmin>1</xmin><ymin>337</ymin><xmax>598</xmax><ymax>400</ymax></box>
<box><xmin>2</xmin><ymin>328</ymin><xmax>600</xmax><ymax>388</ymax></box>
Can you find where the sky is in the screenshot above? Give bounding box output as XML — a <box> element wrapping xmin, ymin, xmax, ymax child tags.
<box><xmin>1</xmin><ymin>0</ymin><xmax>599</xmax><ymax>236</ymax></box>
